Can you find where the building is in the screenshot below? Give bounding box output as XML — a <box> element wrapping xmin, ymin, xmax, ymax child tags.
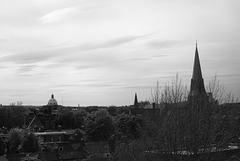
<box><xmin>48</xmin><ymin>94</ymin><xmax>58</xmax><ymax>106</ymax></box>
<box><xmin>134</xmin><ymin>93</ymin><xmax>139</xmax><ymax>108</ymax></box>
<box><xmin>188</xmin><ymin>43</ymin><xmax>210</xmax><ymax>105</ymax></box>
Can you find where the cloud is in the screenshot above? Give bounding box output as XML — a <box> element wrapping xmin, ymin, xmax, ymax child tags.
<box><xmin>148</xmin><ymin>40</ymin><xmax>178</xmax><ymax>49</ymax></box>
<box><xmin>0</xmin><ymin>35</ymin><xmax>144</xmax><ymax>64</ymax></box>
<box><xmin>151</xmin><ymin>54</ymin><xmax>168</xmax><ymax>58</ymax></box>
<box><xmin>128</xmin><ymin>54</ymin><xmax>168</xmax><ymax>61</ymax></box>
<box><xmin>74</xmin><ymin>35</ymin><xmax>144</xmax><ymax>51</ymax></box>
<box><xmin>17</xmin><ymin>65</ymin><xmax>37</xmax><ymax>74</ymax></box>
<box><xmin>39</xmin><ymin>6</ymin><xmax>79</xmax><ymax>24</ymax></box>
<box><xmin>129</xmin><ymin>57</ymin><xmax>151</xmax><ymax>61</ymax></box>
<box><xmin>0</xmin><ymin>38</ymin><xmax>7</xmax><ymax>43</ymax></box>
<box><xmin>0</xmin><ymin>51</ymin><xmax>59</xmax><ymax>64</ymax></box>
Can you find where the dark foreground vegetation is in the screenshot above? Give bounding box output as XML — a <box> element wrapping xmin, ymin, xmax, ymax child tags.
<box><xmin>0</xmin><ymin>75</ymin><xmax>240</xmax><ymax>161</ymax></box>
<box><xmin>1</xmin><ymin>101</ymin><xmax>240</xmax><ymax>161</ymax></box>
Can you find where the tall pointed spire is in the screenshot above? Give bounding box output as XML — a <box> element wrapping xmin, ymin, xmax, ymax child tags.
<box><xmin>192</xmin><ymin>42</ymin><xmax>203</xmax><ymax>80</ymax></box>
<box><xmin>134</xmin><ymin>93</ymin><xmax>139</xmax><ymax>108</ymax></box>
<box><xmin>189</xmin><ymin>42</ymin><xmax>207</xmax><ymax>102</ymax></box>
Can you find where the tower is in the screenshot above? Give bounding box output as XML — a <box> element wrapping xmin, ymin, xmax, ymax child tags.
<box><xmin>188</xmin><ymin>43</ymin><xmax>208</xmax><ymax>104</ymax></box>
<box><xmin>134</xmin><ymin>93</ymin><xmax>139</xmax><ymax>108</ymax></box>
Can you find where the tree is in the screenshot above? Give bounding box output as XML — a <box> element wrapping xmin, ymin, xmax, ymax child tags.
<box><xmin>73</xmin><ymin>109</ymin><xmax>87</xmax><ymax>129</ymax></box>
<box><xmin>206</xmin><ymin>74</ymin><xmax>239</xmax><ymax>104</ymax></box>
<box><xmin>9</xmin><ymin>101</ymin><xmax>23</xmax><ymax>106</ymax></box>
<box><xmin>56</xmin><ymin>107</ymin><xmax>74</xmax><ymax>129</ymax></box>
<box><xmin>84</xmin><ymin>109</ymin><xmax>114</xmax><ymax>142</ymax></box>
<box><xmin>0</xmin><ymin>106</ymin><xmax>27</xmax><ymax>129</ymax></box>
<box><xmin>150</xmin><ymin>81</ymin><xmax>161</xmax><ymax>106</ymax></box>
<box><xmin>113</xmin><ymin>141</ymin><xmax>145</xmax><ymax>161</ymax></box>
<box><xmin>147</xmin><ymin>73</ymin><xmax>239</xmax><ymax>159</ymax></box>
<box><xmin>8</xmin><ymin>128</ymin><xmax>24</xmax><ymax>153</ymax></box>
<box><xmin>0</xmin><ymin>137</ymin><xmax>5</xmax><ymax>155</ymax></box>
<box><xmin>114</xmin><ymin>113</ymin><xmax>144</xmax><ymax>141</ymax></box>
<box><xmin>150</xmin><ymin>73</ymin><xmax>188</xmax><ymax>105</ymax></box>
<box><xmin>83</xmin><ymin>153</ymin><xmax>110</xmax><ymax>161</ymax></box>
<box><xmin>22</xmin><ymin>133</ymin><xmax>39</xmax><ymax>153</ymax></box>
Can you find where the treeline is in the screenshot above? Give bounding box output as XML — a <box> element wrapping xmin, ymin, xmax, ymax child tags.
<box><xmin>0</xmin><ymin>105</ymin><xmax>129</xmax><ymax>130</ymax></box>
<box><xmin>0</xmin><ymin>106</ymin><xmax>27</xmax><ymax>129</ymax></box>
<box><xmin>0</xmin><ymin>104</ymin><xmax>145</xmax><ymax>144</ymax></box>
<box><xmin>48</xmin><ymin>107</ymin><xmax>144</xmax><ymax>143</ymax></box>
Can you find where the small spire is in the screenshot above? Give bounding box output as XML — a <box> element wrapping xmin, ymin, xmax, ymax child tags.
<box><xmin>51</xmin><ymin>93</ymin><xmax>54</xmax><ymax>99</ymax></box>
<box><xmin>134</xmin><ymin>93</ymin><xmax>139</xmax><ymax>107</ymax></box>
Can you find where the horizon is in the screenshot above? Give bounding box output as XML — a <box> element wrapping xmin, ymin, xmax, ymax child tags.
<box><xmin>0</xmin><ymin>0</ymin><xmax>240</xmax><ymax>106</ymax></box>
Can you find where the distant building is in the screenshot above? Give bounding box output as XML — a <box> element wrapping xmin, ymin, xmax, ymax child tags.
<box><xmin>188</xmin><ymin>43</ymin><xmax>210</xmax><ymax>105</ymax></box>
<box><xmin>48</xmin><ymin>94</ymin><xmax>58</xmax><ymax>106</ymax></box>
<box><xmin>134</xmin><ymin>93</ymin><xmax>139</xmax><ymax>108</ymax></box>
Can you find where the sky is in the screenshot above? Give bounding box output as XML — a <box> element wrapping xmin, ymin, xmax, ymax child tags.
<box><xmin>0</xmin><ymin>0</ymin><xmax>240</xmax><ymax>106</ymax></box>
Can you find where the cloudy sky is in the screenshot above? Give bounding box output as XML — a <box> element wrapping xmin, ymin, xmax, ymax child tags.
<box><xmin>0</xmin><ymin>0</ymin><xmax>240</xmax><ymax>106</ymax></box>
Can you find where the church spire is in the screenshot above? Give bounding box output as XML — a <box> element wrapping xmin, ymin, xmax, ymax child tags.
<box><xmin>189</xmin><ymin>43</ymin><xmax>207</xmax><ymax>102</ymax></box>
<box><xmin>134</xmin><ymin>93</ymin><xmax>139</xmax><ymax>108</ymax></box>
<box><xmin>192</xmin><ymin>42</ymin><xmax>203</xmax><ymax>80</ymax></box>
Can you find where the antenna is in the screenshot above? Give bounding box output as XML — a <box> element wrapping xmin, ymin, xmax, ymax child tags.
<box><xmin>62</xmin><ymin>96</ymin><xmax>63</xmax><ymax>106</ymax></box>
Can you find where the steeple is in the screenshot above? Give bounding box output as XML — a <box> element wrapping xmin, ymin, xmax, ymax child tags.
<box><xmin>188</xmin><ymin>43</ymin><xmax>207</xmax><ymax>102</ymax></box>
<box><xmin>192</xmin><ymin>42</ymin><xmax>203</xmax><ymax>80</ymax></box>
<box><xmin>134</xmin><ymin>93</ymin><xmax>139</xmax><ymax>108</ymax></box>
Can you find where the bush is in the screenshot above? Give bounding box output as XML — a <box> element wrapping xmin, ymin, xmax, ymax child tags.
<box><xmin>83</xmin><ymin>153</ymin><xmax>110</xmax><ymax>161</ymax></box>
<box><xmin>22</xmin><ymin>133</ymin><xmax>39</xmax><ymax>153</ymax></box>
<box><xmin>0</xmin><ymin>137</ymin><xmax>5</xmax><ymax>155</ymax></box>
<box><xmin>9</xmin><ymin>128</ymin><xmax>24</xmax><ymax>153</ymax></box>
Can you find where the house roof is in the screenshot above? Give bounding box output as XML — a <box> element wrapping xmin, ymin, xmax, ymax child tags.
<box><xmin>27</xmin><ymin>116</ymin><xmax>43</xmax><ymax>129</ymax></box>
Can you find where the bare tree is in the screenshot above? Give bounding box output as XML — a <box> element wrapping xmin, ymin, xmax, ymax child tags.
<box><xmin>162</xmin><ymin>73</ymin><xmax>188</xmax><ymax>104</ymax></box>
<box><xmin>9</xmin><ymin>101</ymin><xmax>23</xmax><ymax>106</ymax></box>
<box><xmin>206</xmin><ymin>74</ymin><xmax>239</xmax><ymax>104</ymax></box>
<box><xmin>224</xmin><ymin>92</ymin><xmax>239</xmax><ymax>104</ymax></box>
<box><xmin>150</xmin><ymin>81</ymin><xmax>161</xmax><ymax>106</ymax></box>
<box><xmin>146</xmin><ymin>73</ymin><xmax>237</xmax><ymax>160</ymax></box>
<box><xmin>150</xmin><ymin>73</ymin><xmax>188</xmax><ymax>105</ymax></box>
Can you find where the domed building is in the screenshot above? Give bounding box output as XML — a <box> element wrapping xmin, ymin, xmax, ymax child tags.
<box><xmin>48</xmin><ymin>94</ymin><xmax>58</xmax><ymax>106</ymax></box>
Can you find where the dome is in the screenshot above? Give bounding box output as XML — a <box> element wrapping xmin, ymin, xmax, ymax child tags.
<box><xmin>48</xmin><ymin>94</ymin><xmax>58</xmax><ymax>106</ymax></box>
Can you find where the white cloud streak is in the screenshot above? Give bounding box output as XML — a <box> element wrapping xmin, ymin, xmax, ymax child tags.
<box><xmin>39</xmin><ymin>6</ymin><xmax>79</xmax><ymax>24</ymax></box>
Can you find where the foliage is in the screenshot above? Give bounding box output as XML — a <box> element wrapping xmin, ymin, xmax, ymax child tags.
<box><xmin>114</xmin><ymin>113</ymin><xmax>144</xmax><ymax>140</ymax></box>
<box><xmin>56</xmin><ymin>107</ymin><xmax>75</xmax><ymax>129</ymax></box>
<box><xmin>107</xmin><ymin>106</ymin><xmax>117</xmax><ymax>115</ymax></box>
<box><xmin>22</xmin><ymin>133</ymin><xmax>39</xmax><ymax>153</ymax></box>
<box><xmin>73</xmin><ymin>109</ymin><xmax>87</xmax><ymax>129</ymax></box>
<box><xmin>0</xmin><ymin>106</ymin><xmax>27</xmax><ymax>129</ymax></box>
<box><xmin>0</xmin><ymin>137</ymin><xmax>5</xmax><ymax>155</ymax></box>
<box><xmin>146</xmin><ymin>73</ymin><xmax>240</xmax><ymax>159</ymax></box>
<box><xmin>85</xmin><ymin>106</ymin><xmax>99</xmax><ymax>113</ymax></box>
<box><xmin>21</xmin><ymin>156</ymin><xmax>41</xmax><ymax>161</ymax></box>
<box><xmin>84</xmin><ymin>109</ymin><xmax>114</xmax><ymax>142</ymax></box>
<box><xmin>83</xmin><ymin>153</ymin><xmax>110</xmax><ymax>161</ymax></box>
<box><xmin>73</xmin><ymin>129</ymin><xmax>84</xmax><ymax>143</ymax></box>
<box><xmin>8</xmin><ymin>128</ymin><xmax>25</xmax><ymax>153</ymax></box>
<box><xmin>113</xmin><ymin>141</ymin><xmax>145</xmax><ymax>161</ymax></box>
